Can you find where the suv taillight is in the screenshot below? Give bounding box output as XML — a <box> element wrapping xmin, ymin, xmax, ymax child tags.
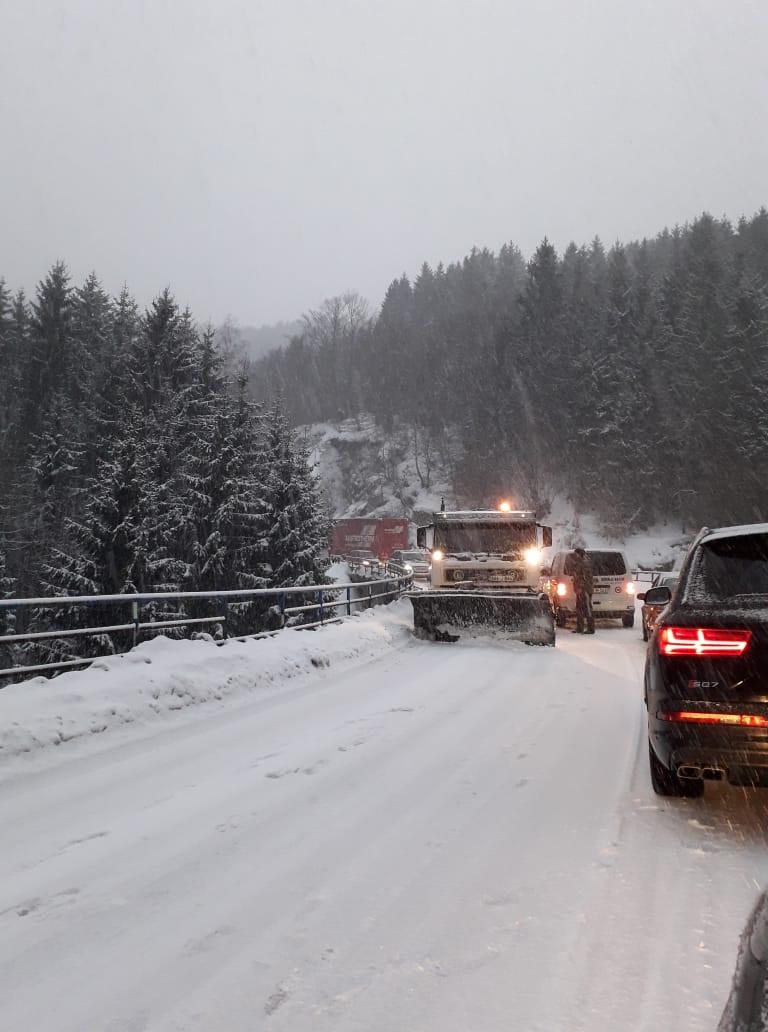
<box><xmin>659</xmin><ymin>626</ymin><xmax>751</xmax><ymax>658</ymax></box>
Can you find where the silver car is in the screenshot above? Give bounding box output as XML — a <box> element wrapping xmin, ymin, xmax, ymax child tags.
<box><xmin>392</xmin><ymin>549</ymin><xmax>431</xmax><ymax>578</ymax></box>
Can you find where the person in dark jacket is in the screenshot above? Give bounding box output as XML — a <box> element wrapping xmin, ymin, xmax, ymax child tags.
<box><xmin>571</xmin><ymin>548</ymin><xmax>595</xmax><ymax>634</ymax></box>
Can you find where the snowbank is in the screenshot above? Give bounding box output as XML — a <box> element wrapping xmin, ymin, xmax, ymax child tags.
<box><xmin>0</xmin><ymin>602</ymin><xmax>413</xmax><ymax>760</ymax></box>
<box><xmin>326</xmin><ymin>560</ymin><xmax>350</xmax><ymax>582</ymax></box>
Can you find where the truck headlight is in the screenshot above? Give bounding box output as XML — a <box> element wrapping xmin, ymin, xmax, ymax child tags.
<box><xmin>524</xmin><ymin>547</ymin><xmax>542</xmax><ymax>566</ymax></box>
<box><xmin>432</xmin><ymin>549</ymin><xmax>444</xmax><ymax>561</ymax></box>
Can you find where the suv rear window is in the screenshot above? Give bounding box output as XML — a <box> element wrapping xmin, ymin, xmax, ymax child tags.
<box><xmin>587</xmin><ymin>551</ymin><xmax>627</xmax><ymax>576</ymax></box>
<box><xmin>562</xmin><ymin>551</ymin><xmax>626</xmax><ymax>576</ymax></box>
<box><xmin>688</xmin><ymin>533</ymin><xmax>768</xmax><ymax>601</ymax></box>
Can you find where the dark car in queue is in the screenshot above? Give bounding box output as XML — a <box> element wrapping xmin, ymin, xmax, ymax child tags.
<box><xmin>645</xmin><ymin>523</ymin><xmax>768</xmax><ymax>797</ymax></box>
<box><xmin>638</xmin><ymin>573</ymin><xmax>679</xmax><ymax>641</ymax></box>
<box><xmin>346</xmin><ymin>549</ymin><xmax>380</xmax><ymax>572</ymax></box>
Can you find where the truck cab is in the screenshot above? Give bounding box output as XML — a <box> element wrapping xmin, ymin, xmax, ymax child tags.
<box><xmin>417</xmin><ymin>509</ymin><xmax>553</xmax><ymax>593</ymax></box>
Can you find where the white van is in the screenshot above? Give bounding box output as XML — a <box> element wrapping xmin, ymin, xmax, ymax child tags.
<box><xmin>544</xmin><ymin>549</ymin><xmax>635</xmax><ymax>628</ymax></box>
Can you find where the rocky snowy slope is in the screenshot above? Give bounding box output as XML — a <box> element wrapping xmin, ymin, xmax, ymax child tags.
<box><xmin>302</xmin><ymin>414</ymin><xmax>690</xmax><ymax>569</ymax></box>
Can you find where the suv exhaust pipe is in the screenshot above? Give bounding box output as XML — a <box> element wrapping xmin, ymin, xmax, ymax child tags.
<box><xmin>676</xmin><ymin>764</ymin><xmax>726</xmax><ymax>782</ymax></box>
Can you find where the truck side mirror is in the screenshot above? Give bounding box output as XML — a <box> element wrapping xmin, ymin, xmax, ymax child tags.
<box><xmin>542</xmin><ymin>526</ymin><xmax>553</xmax><ymax>548</ymax></box>
<box><xmin>416</xmin><ymin>527</ymin><xmax>426</xmax><ymax>548</ymax></box>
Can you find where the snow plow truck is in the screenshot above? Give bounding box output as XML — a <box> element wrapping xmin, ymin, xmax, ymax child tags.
<box><xmin>411</xmin><ymin>505</ymin><xmax>555</xmax><ymax>644</ymax></box>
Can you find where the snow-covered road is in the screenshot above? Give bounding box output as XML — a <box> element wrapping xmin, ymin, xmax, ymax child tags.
<box><xmin>2</xmin><ymin>618</ymin><xmax>768</xmax><ymax>1031</ymax></box>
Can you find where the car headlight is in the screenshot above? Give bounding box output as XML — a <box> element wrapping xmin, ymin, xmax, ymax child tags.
<box><xmin>404</xmin><ymin>563</ymin><xmax>413</xmax><ymax>573</ymax></box>
<box><xmin>524</xmin><ymin>547</ymin><xmax>542</xmax><ymax>566</ymax></box>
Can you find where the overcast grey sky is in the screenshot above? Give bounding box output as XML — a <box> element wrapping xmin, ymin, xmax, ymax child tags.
<box><xmin>2</xmin><ymin>0</ymin><xmax>767</xmax><ymax>325</ymax></box>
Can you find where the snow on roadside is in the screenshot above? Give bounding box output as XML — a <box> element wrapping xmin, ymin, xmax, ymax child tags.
<box><xmin>0</xmin><ymin>602</ymin><xmax>413</xmax><ymax>761</ymax></box>
<box><xmin>326</xmin><ymin>560</ymin><xmax>350</xmax><ymax>582</ymax></box>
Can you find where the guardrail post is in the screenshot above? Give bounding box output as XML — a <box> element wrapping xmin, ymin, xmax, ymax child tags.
<box><xmin>131</xmin><ymin>600</ymin><xmax>139</xmax><ymax>647</ymax></box>
<box><xmin>346</xmin><ymin>586</ymin><xmax>351</xmax><ymax>616</ymax></box>
<box><xmin>368</xmin><ymin>583</ymin><xmax>372</xmax><ymax>609</ymax></box>
<box><xmin>318</xmin><ymin>590</ymin><xmax>325</xmax><ymax>625</ymax></box>
<box><xmin>220</xmin><ymin>600</ymin><xmax>229</xmax><ymax>639</ymax></box>
<box><xmin>279</xmin><ymin>593</ymin><xmax>286</xmax><ymax>628</ymax></box>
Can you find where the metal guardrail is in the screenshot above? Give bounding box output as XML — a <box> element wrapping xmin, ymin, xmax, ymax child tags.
<box><xmin>347</xmin><ymin>558</ymin><xmax>394</xmax><ymax>579</ymax></box>
<box><xmin>0</xmin><ymin>563</ymin><xmax>412</xmax><ymax>683</ymax></box>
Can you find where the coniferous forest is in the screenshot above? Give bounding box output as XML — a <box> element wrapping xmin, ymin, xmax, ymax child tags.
<box><xmin>3</xmin><ymin>208</ymin><xmax>768</xmax><ymax>665</ymax></box>
<box><xmin>252</xmin><ymin>209</ymin><xmax>768</xmax><ymax>532</ymax></box>
<box><xmin>0</xmin><ymin>270</ymin><xmax>328</xmax><ymax>667</ymax></box>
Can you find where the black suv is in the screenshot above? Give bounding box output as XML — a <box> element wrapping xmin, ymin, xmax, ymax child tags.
<box><xmin>645</xmin><ymin>523</ymin><xmax>768</xmax><ymax>797</ymax></box>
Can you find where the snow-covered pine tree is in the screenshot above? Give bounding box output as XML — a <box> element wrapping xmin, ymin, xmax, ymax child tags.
<box><xmin>169</xmin><ymin>341</ymin><xmax>268</xmax><ymax>625</ymax></box>
<box><xmin>46</xmin><ymin>435</ymin><xmax>147</xmax><ymax>595</ymax></box>
<box><xmin>40</xmin><ymin>434</ymin><xmax>150</xmax><ymax>659</ymax></box>
<box><xmin>1</xmin><ymin>290</ymin><xmax>30</xmax><ymax>453</ymax></box>
<box><xmin>0</xmin><ymin>543</ymin><xmax>14</xmax><ymax>604</ymax></box>
<box><xmin>0</xmin><ymin>544</ymin><xmax>16</xmax><ymax>671</ymax></box>
<box><xmin>127</xmin><ymin>289</ymin><xmax>199</xmax><ymax>417</ymax></box>
<box><xmin>68</xmin><ymin>273</ymin><xmax>115</xmax><ymax>475</ymax></box>
<box><xmin>261</xmin><ymin>403</ymin><xmax>328</xmax><ymax>591</ymax></box>
<box><xmin>0</xmin><ymin>284</ymin><xmax>18</xmax><ymax>530</ymax></box>
<box><xmin>23</xmin><ymin>262</ymin><xmax>72</xmax><ymax>439</ymax></box>
<box><xmin>29</xmin><ymin>392</ymin><xmax>83</xmax><ymax>569</ymax></box>
<box><xmin>68</xmin><ymin>273</ymin><xmax>113</xmax><ymax>396</ymax></box>
<box><xmin>124</xmin><ymin>289</ymin><xmax>204</xmax><ymax>599</ymax></box>
<box><xmin>86</xmin><ymin>286</ymin><xmax>140</xmax><ymax>455</ymax></box>
<box><xmin>579</xmin><ymin>245</ymin><xmax>649</xmax><ymax>532</ymax></box>
<box><xmin>0</xmin><ymin>280</ymin><xmax>13</xmax><ymax>436</ymax></box>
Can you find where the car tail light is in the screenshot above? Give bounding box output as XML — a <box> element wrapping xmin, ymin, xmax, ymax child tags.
<box><xmin>659</xmin><ymin>626</ymin><xmax>751</xmax><ymax>657</ymax></box>
<box><xmin>659</xmin><ymin>711</ymin><xmax>768</xmax><ymax>728</ymax></box>
<box><xmin>556</xmin><ymin>582</ymin><xmax>567</xmax><ymax>597</ymax></box>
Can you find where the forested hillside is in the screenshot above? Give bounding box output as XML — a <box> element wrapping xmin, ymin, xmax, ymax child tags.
<box><xmin>252</xmin><ymin>211</ymin><xmax>768</xmax><ymax>533</ymax></box>
<box><xmin>0</xmin><ymin>267</ymin><xmax>327</xmax><ymax>644</ymax></box>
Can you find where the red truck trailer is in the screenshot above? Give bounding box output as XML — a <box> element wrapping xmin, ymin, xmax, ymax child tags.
<box><xmin>331</xmin><ymin>518</ymin><xmax>411</xmax><ymax>561</ymax></box>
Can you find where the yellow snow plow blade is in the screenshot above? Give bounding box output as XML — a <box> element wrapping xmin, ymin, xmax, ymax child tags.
<box><xmin>410</xmin><ymin>591</ymin><xmax>555</xmax><ymax>645</ymax></box>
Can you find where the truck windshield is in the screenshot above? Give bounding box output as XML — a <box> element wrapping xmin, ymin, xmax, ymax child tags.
<box><xmin>435</xmin><ymin>522</ymin><xmax>536</xmax><ymax>553</ymax></box>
